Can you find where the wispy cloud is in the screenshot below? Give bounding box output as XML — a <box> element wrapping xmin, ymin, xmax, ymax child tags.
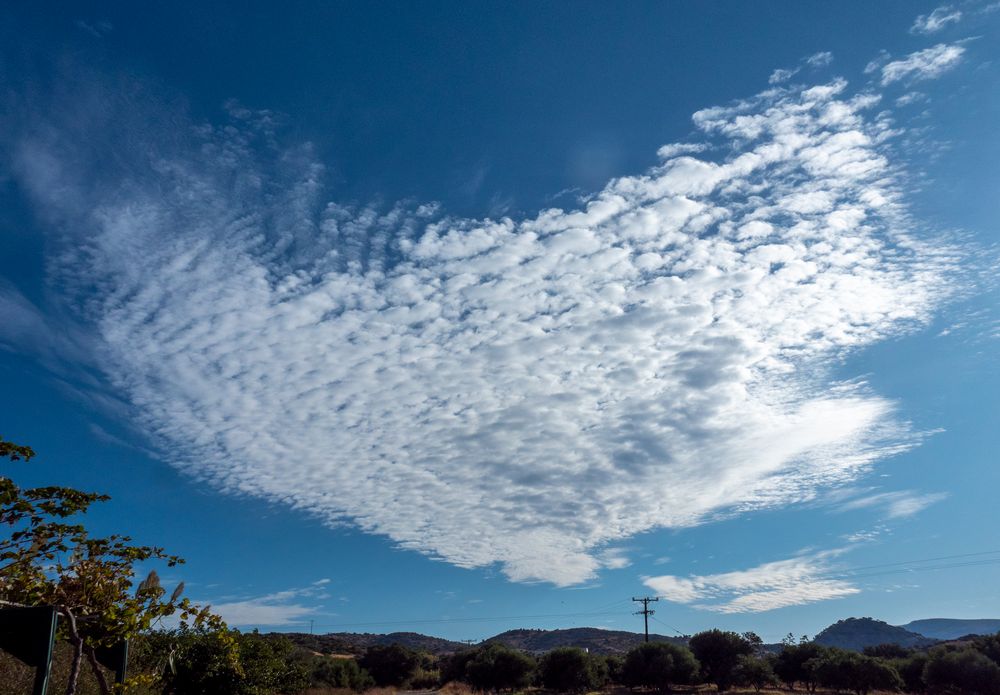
<box><xmin>769</xmin><ymin>67</ymin><xmax>799</xmax><ymax>84</ymax></box>
<box><xmin>206</xmin><ymin>580</ymin><xmax>330</xmax><ymax>627</ymax></box>
<box><xmin>3</xmin><ymin>62</ymin><xmax>962</xmax><ymax>585</ymax></box>
<box><xmin>806</xmin><ymin>52</ymin><xmax>834</xmax><ymax>68</ymax></box>
<box><xmin>837</xmin><ymin>490</ymin><xmax>948</xmax><ymax>518</ymax></box>
<box><xmin>910</xmin><ymin>6</ymin><xmax>963</xmax><ymax>34</ymax></box>
<box><xmin>644</xmin><ymin>550</ymin><xmax>859</xmax><ymax>613</ymax></box>
<box><xmin>872</xmin><ymin>43</ymin><xmax>966</xmax><ymax>86</ymax></box>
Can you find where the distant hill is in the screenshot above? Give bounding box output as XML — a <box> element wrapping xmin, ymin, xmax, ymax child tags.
<box><xmin>814</xmin><ymin>618</ymin><xmax>936</xmax><ymax>651</ymax></box>
<box><xmin>285</xmin><ymin>631</ymin><xmax>468</xmax><ymax>655</ymax></box>
<box><xmin>900</xmin><ymin>619</ymin><xmax>1000</xmax><ymax>640</ymax></box>
<box><xmin>485</xmin><ymin>627</ymin><xmax>686</xmax><ymax>655</ymax></box>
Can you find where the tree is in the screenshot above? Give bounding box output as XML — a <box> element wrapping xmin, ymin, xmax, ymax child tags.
<box><xmin>538</xmin><ymin>647</ymin><xmax>602</xmax><ymax>693</ymax></box>
<box><xmin>603</xmin><ymin>654</ymin><xmax>624</xmax><ymax>685</ymax></box>
<box><xmin>143</xmin><ymin>628</ymin><xmax>308</xmax><ymax>695</ymax></box>
<box><xmin>464</xmin><ymin>644</ymin><xmax>535</xmax><ymax>692</ymax></box>
<box><xmin>621</xmin><ymin>641</ymin><xmax>698</xmax><ymax>691</ymax></box>
<box><xmin>773</xmin><ymin>641</ymin><xmax>826</xmax><ymax>692</ymax></box>
<box><xmin>807</xmin><ymin>648</ymin><xmax>903</xmax><ymax>695</ymax></box>
<box><xmin>734</xmin><ymin>655</ymin><xmax>777</xmax><ymax>693</ymax></box>
<box><xmin>923</xmin><ymin>646</ymin><xmax>1000</xmax><ymax>695</ymax></box>
<box><xmin>359</xmin><ymin>643</ymin><xmax>421</xmax><ymax>687</ymax></box>
<box><xmin>1</xmin><ymin>437</ymin><xmax>223</xmax><ymax>695</ymax></box>
<box><xmin>688</xmin><ymin>629</ymin><xmax>753</xmax><ymax>692</ymax></box>
<box><xmin>891</xmin><ymin>652</ymin><xmax>928</xmax><ymax>694</ymax></box>
<box><xmin>307</xmin><ymin>655</ymin><xmax>374</xmax><ymax>691</ymax></box>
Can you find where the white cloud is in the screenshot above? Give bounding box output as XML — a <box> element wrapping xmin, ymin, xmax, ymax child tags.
<box><xmin>769</xmin><ymin>67</ymin><xmax>799</xmax><ymax>84</ymax></box>
<box><xmin>644</xmin><ymin>550</ymin><xmax>859</xmax><ymax>613</ymax></box>
<box><xmin>5</xmin><ymin>69</ymin><xmax>962</xmax><ymax>586</ymax></box>
<box><xmin>838</xmin><ymin>490</ymin><xmax>948</xmax><ymax>518</ymax></box>
<box><xmin>806</xmin><ymin>52</ymin><xmax>834</xmax><ymax>68</ymax></box>
<box><xmin>200</xmin><ymin>581</ymin><xmax>328</xmax><ymax>627</ymax></box>
<box><xmin>910</xmin><ymin>6</ymin><xmax>963</xmax><ymax>34</ymax></box>
<box><xmin>877</xmin><ymin>43</ymin><xmax>966</xmax><ymax>86</ymax></box>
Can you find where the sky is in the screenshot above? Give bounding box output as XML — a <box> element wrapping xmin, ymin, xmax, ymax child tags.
<box><xmin>1</xmin><ymin>1</ymin><xmax>999</xmax><ymax>643</ymax></box>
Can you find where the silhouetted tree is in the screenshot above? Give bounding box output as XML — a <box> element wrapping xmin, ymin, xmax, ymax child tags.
<box><xmin>538</xmin><ymin>647</ymin><xmax>602</xmax><ymax>692</ymax></box>
<box><xmin>621</xmin><ymin>641</ymin><xmax>699</xmax><ymax>691</ymax></box>
<box><xmin>774</xmin><ymin>641</ymin><xmax>826</xmax><ymax>692</ymax></box>
<box><xmin>360</xmin><ymin>644</ymin><xmax>421</xmax><ymax>687</ymax></box>
<box><xmin>464</xmin><ymin>644</ymin><xmax>535</xmax><ymax>692</ymax></box>
<box><xmin>688</xmin><ymin>629</ymin><xmax>753</xmax><ymax>692</ymax></box>
<box><xmin>923</xmin><ymin>646</ymin><xmax>1000</xmax><ymax>695</ymax></box>
<box><xmin>734</xmin><ymin>655</ymin><xmax>777</xmax><ymax>693</ymax></box>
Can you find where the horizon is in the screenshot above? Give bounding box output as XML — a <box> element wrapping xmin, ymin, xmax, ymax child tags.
<box><xmin>2</xmin><ymin>1</ymin><xmax>999</xmax><ymax>644</ymax></box>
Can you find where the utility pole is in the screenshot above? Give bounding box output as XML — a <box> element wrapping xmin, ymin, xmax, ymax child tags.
<box><xmin>632</xmin><ymin>596</ymin><xmax>659</xmax><ymax>642</ymax></box>
<box><xmin>309</xmin><ymin>620</ymin><xmax>314</xmax><ymax>635</ymax></box>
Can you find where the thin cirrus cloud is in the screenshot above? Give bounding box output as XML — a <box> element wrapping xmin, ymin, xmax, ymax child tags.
<box><xmin>204</xmin><ymin>580</ymin><xmax>330</xmax><ymax>627</ymax></box>
<box><xmin>870</xmin><ymin>42</ymin><xmax>967</xmax><ymax>86</ymax></box>
<box><xmin>643</xmin><ymin>550</ymin><xmax>860</xmax><ymax>614</ymax></box>
<box><xmin>3</xmin><ymin>58</ymin><xmax>965</xmax><ymax>586</ymax></box>
<box><xmin>910</xmin><ymin>6</ymin><xmax>963</xmax><ymax>35</ymax></box>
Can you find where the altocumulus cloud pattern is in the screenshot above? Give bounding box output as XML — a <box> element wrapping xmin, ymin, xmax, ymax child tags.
<box><xmin>8</xmin><ymin>72</ymin><xmax>961</xmax><ymax>585</ymax></box>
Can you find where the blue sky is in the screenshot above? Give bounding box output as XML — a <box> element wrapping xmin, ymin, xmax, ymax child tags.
<box><xmin>1</xmin><ymin>1</ymin><xmax>999</xmax><ymax>642</ymax></box>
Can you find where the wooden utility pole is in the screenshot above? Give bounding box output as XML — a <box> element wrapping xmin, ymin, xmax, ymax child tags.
<box><xmin>632</xmin><ymin>596</ymin><xmax>659</xmax><ymax>642</ymax></box>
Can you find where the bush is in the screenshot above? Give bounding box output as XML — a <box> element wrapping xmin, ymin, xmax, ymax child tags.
<box><xmin>538</xmin><ymin>647</ymin><xmax>603</xmax><ymax>693</ymax></box>
<box><xmin>308</xmin><ymin>656</ymin><xmax>375</xmax><ymax>691</ymax></box>
<box><xmin>621</xmin><ymin>641</ymin><xmax>699</xmax><ymax>691</ymax></box>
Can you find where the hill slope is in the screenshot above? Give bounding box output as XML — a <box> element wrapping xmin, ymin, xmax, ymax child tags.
<box><xmin>901</xmin><ymin>619</ymin><xmax>1000</xmax><ymax>640</ymax></box>
<box><xmin>285</xmin><ymin>631</ymin><xmax>468</xmax><ymax>655</ymax></box>
<box><xmin>814</xmin><ymin>618</ymin><xmax>936</xmax><ymax>651</ymax></box>
<box><xmin>485</xmin><ymin>627</ymin><xmax>685</xmax><ymax>655</ymax></box>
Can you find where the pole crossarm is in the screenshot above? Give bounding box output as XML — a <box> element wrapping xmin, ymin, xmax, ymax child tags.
<box><xmin>631</xmin><ymin>596</ymin><xmax>659</xmax><ymax>643</ymax></box>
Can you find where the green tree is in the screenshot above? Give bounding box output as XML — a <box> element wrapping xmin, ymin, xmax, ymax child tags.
<box><xmin>621</xmin><ymin>641</ymin><xmax>699</xmax><ymax>691</ymax></box>
<box><xmin>688</xmin><ymin>629</ymin><xmax>753</xmax><ymax>692</ymax></box>
<box><xmin>1</xmin><ymin>438</ymin><xmax>224</xmax><ymax>695</ymax></box>
<box><xmin>307</xmin><ymin>656</ymin><xmax>374</xmax><ymax>691</ymax></box>
<box><xmin>890</xmin><ymin>652</ymin><xmax>928</xmax><ymax>694</ymax></box>
<box><xmin>773</xmin><ymin>641</ymin><xmax>826</xmax><ymax>692</ymax></box>
<box><xmin>538</xmin><ymin>647</ymin><xmax>602</xmax><ymax>693</ymax></box>
<box><xmin>734</xmin><ymin>655</ymin><xmax>777</xmax><ymax>693</ymax></box>
<box><xmin>603</xmin><ymin>654</ymin><xmax>624</xmax><ymax>685</ymax></box>
<box><xmin>923</xmin><ymin>646</ymin><xmax>1000</xmax><ymax>695</ymax></box>
<box><xmin>808</xmin><ymin>648</ymin><xmax>903</xmax><ymax>695</ymax></box>
<box><xmin>464</xmin><ymin>644</ymin><xmax>535</xmax><ymax>692</ymax></box>
<box><xmin>359</xmin><ymin>643</ymin><xmax>421</xmax><ymax>687</ymax></box>
<box><xmin>149</xmin><ymin>628</ymin><xmax>307</xmax><ymax>695</ymax></box>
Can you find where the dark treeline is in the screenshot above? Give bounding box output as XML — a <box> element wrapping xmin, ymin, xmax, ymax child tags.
<box><xmin>8</xmin><ymin>625</ymin><xmax>997</xmax><ymax>694</ymax></box>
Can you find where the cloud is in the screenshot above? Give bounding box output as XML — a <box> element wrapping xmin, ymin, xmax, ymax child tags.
<box><xmin>3</xmin><ymin>67</ymin><xmax>962</xmax><ymax>586</ymax></box>
<box><xmin>910</xmin><ymin>6</ymin><xmax>963</xmax><ymax>34</ymax></box>
<box><xmin>769</xmin><ymin>67</ymin><xmax>799</xmax><ymax>84</ymax></box>
<box><xmin>806</xmin><ymin>52</ymin><xmax>834</xmax><ymax>68</ymax></box>
<box><xmin>207</xmin><ymin>583</ymin><xmax>326</xmax><ymax>627</ymax></box>
<box><xmin>837</xmin><ymin>490</ymin><xmax>948</xmax><ymax>518</ymax></box>
<box><xmin>75</xmin><ymin>20</ymin><xmax>113</xmax><ymax>38</ymax></box>
<box><xmin>875</xmin><ymin>43</ymin><xmax>966</xmax><ymax>86</ymax></box>
<box><xmin>644</xmin><ymin>550</ymin><xmax>859</xmax><ymax>613</ymax></box>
